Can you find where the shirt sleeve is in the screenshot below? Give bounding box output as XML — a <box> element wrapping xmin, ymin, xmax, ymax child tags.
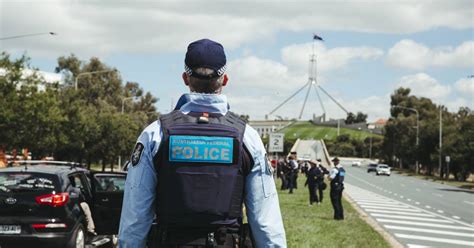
<box><xmin>118</xmin><ymin>121</ymin><xmax>162</xmax><ymax>248</ymax></box>
<box><xmin>243</xmin><ymin>125</ymin><xmax>287</xmax><ymax>248</ymax></box>
<box><xmin>329</xmin><ymin>168</ymin><xmax>338</xmax><ymax>180</ymax></box>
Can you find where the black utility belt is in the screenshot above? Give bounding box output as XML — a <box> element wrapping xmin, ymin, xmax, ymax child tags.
<box><xmin>158</xmin><ymin>226</ymin><xmax>241</xmax><ymax>247</ymax></box>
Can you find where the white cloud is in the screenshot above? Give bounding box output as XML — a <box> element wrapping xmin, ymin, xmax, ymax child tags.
<box><xmin>281</xmin><ymin>43</ymin><xmax>383</xmax><ymax>74</ymax></box>
<box><xmin>1</xmin><ymin>1</ymin><xmax>473</xmax><ymax>58</ymax></box>
<box><xmin>396</xmin><ymin>73</ymin><xmax>451</xmax><ymax>101</ymax></box>
<box><xmin>454</xmin><ymin>77</ymin><xmax>474</xmax><ymax>97</ymax></box>
<box><xmin>386</xmin><ymin>40</ymin><xmax>474</xmax><ymax>70</ymax></box>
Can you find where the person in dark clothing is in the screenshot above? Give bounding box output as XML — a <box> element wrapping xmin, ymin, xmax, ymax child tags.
<box><xmin>277</xmin><ymin>158</ymin><xmax>289</xmax><ymax>190</ymax></box>
<box><xmin>305</xmin><ymin>161</ymin><xmax>320</xmax><ymax>205</ymax></box>
<box><xmin>315</xmin><ymin>159</ymin><xmax>329</xmax><ymax>203</ymax></box>
<box><xmin>329</xmin><ymin>157</ymin><xmax>345</xmax><ymax>220</ymax></box>
<box><xmin>288</xmin><ymin>155</ymin><xmax>298</xmax><ymax>194</ymax></box>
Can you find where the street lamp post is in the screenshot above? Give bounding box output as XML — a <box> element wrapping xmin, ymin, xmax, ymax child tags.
<box><xmin>0</xmin><ymin>32</ymin><xmax>57</xmax><ymax>40</ymax></box>
<box><xmin>75</xmin><ymin>69</ymin><xmax>116</xmax><ymax>90</ymax></box>
<box><xmin>392</xmin><ymin>105</ymin><xmax>419</xmax><ymax>174</ymax></box>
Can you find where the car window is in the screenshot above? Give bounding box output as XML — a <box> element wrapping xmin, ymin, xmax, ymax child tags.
<box><xmin>0</xmin><ymin>172</ymin><xmax>58</xmax><ymax>193</ymax></box>
<box><xmin>94</xmin><ymin>175</ymin><xmax>126</xmax><ymax>192</ymax></box>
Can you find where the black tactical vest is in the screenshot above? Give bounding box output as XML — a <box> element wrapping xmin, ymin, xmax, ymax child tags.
<box><xmin>154</xmin><ymin>110</ymin><xmax>247</xmax><ymax>227</ymax></box>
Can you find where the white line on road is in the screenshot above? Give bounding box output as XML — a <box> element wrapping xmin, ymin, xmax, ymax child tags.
<box><xmin>425</xmin><ymin>205</ymin><xmax>431</xmax><ymax>209</ymax></box>
<box><xmin>437</xmin><ymin>210</ymin><xmax>444</xmax><ymax>214</ymax></box>
<box><xmin>453</xmin><ymin>216</ymin><xmax>461</xmax><ymax>219</ymax></box>
<box><xmin>407</xmin><ymin>244</ymin><xmax>431</xmax><ymax>248</ymax></box>
<box><xmin>363</xmin><ymin>206</ymin><xmax>423</xmax><ymax>212</ymax></box>
<box><xmin>384</xmin><ymin>225</ymin><xmax>474</xmax><ymax>238</ymax></box>
<box><xmin>359</xmin><ymin>202</ymin><xmax>411</xmax><ymax>208</ymax></box>
<box><xmin>464</xmin><ymin>201</ymin><xmax>474</xmax><ymax>205</ymax></box>
<box><xmin>415</xmin><ymin>202</ymin><xmax>420</xmax><ymax>205</ymax></box>
<box><xmin>407</xmin><ymin>199</ymin><xmax>412</xmax><ymax>201</ymax></box>
<box><xmin>394</xmin><ymin>233</ymin><xmax>474</xmax><ymax>246</ymax></box>
<box><xmin>370</xmin><ymin>213</ymin><xmax>453</xmax><ymax>223</ymax></box>
<box><xmin>376</xmin><ymin>219</ymin><xmax>474</xmax><ymax>231</ymax></box>
<box><xmin>366</xmin><ymin>209</ymin><xmax>434</xmax><ymax>217</ymax></box>
<box><xmin>400</xmin><ymin>195</ymin><xmax>404</xmax><ymax>198</ymax></box>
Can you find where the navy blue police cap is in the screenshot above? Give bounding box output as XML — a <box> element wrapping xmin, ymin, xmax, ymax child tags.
<box><xmin>185</xmin><ymin>38</ymin><xmax>227</xmax><ymax>79</ymax></box>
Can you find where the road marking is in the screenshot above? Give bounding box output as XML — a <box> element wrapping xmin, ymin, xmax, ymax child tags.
<box><xmin>400</xmin><ymin>195</ymin><xmax>404</xmax><ymax>198</ymax></box>
<box><xmin>425</xmin><ymin>205</ymin><xmax>431</xmax><ymax>209</ymax></box>
<box><xmin>407</xmin><ymin>198</ymin><xmax>412</xmax><ymax>201</ymax></box>
<box><xmin>464</xmin><ymin>201</ymin><xmax>474</xmax><ymax>205</ymax></box>
<box><xmin>384</xmin><ymin>225</ymin><xmax>474</xmax><ymax>238</ymax></box>
<box><xmin>363</xmin><ymin>206</ymin><xmax>422</xmax><ymax>212</ymax></box>
<box><xmin>359</xmin><ymin>202</ymin><xmax>411</xmax><ymax>208</ymax></box>
<box><xmin>394</xmin><ymin>233</ymin><xmax>474</xmax><ymax>246</ymax></box>
<box><xmin>453</xmin><ymin>216</ymin><xmax>461</xmax><ymax>219</ymax></box>
<box><xmin>366</xmin><ymin>209</ymin><xmax>434</xmax><ymax>217</ymax></box>
<box><xmin>370</xmin><ymin>213</ymin><xmax>453</xmax><ymax>223</ymax></box>
<box><xmin>437</xmin><ymin>210</ymin><xmax>444</xmax><ymax>214</ymax></box>
<box><xmin>376</xmin><ymin>219</ymin><xmax>474</xmax><ymax>231</ymax></box>
<box><xmin>407</xmin><ymin>244</ymin><xmax>431</xmax><ymax>248</ymax></box>
<box><xmin>394</xmin><ymin>193</ymin><xmax>398</xmax><ymax>196</ymax></box>
<box><xmin>432</xmin><ymin>193</ymin><xmax>443</xmax><ymax>197</ymax></box>
<box><xmin>415</xmin><ymin>202</ymin><xmax>420</xmax><ymax>205</ymax></box>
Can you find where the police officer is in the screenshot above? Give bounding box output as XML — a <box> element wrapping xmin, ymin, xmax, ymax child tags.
<box><xmin>329</xmin><ymin>157</ymin><xmax>345</xmax><ymax>220</ymax></box>
<box><xmin>118</xmin><ymin>39</ymin><xmax>286</xmax><ymax>248</ymax></box>
<box><xmin>304</xmin><ymin>160</ymin><xmax>319</xmax><ymax>205</ymax></box>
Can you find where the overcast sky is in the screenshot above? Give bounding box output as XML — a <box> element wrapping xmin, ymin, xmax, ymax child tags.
<box><xmin>1</xmin><ymin>0</ymin><xmax>473</xmax><ymax>121</ymax></box>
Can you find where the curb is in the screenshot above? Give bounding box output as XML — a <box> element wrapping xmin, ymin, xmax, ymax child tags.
<box><xmin>343</xmin><ymin>192</ymin><xmax>404</xmax><ymax>248</ymax></box>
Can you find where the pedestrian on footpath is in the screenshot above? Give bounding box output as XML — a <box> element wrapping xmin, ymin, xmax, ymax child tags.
<box><xmin>118</xmin><ymin>38</ymin><xmax>286</xmax><ymax>247</ymax></box>
<box><xmin>329</xmin><ymin>157</ymin><xmax>345</xmax><ymax>220</ymax></box>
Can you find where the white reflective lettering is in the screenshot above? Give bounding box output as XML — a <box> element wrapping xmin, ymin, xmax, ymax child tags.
<box><xmin>183</xmin><ymin>147</ymin><xmax>193</xmax><ymax>159</ymax></box>
<box><xmin>194</xmin><ymin>147</ymin><xmax>203</xmax><ymax>159</ymax></box>
<box><xmin>210</xmin><ymin>148</ymin><xmax>219</xmax><ymax>159</ymax></box>
<box><xmin>172</xmin><ymin>146</ymin><xmax>182</xmax><ymax>158</ymax></box>
<box><xmin>221</xmin><ymin>148</ymin><xmax>230</xmax><ymax>161</ymax></box>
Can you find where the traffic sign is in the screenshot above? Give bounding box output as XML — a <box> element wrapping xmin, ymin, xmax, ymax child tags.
<box><xmin>269</xmin><ymin>133</ymin><xmax>284</xmax><ymax>152</ymax></box>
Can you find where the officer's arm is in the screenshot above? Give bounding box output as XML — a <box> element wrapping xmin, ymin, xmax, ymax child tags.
<box><xmin>118</xmin><ymin>122</ymin><xmax>161</xmax><ymax>248</ymax></box>
<box><xmin>243</xmin><ymin>126</ymin><xmax>287</xmax><ymax>248</ymax></box>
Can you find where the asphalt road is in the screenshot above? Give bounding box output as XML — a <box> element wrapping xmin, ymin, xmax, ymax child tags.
<box><xmin>341</xmin><ymin>159</ymin><xmax>474</xmax><ymax>248</ymax></box>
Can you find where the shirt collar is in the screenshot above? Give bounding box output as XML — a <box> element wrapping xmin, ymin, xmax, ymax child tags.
<box><xmin>174</xmin><ymin>93</ymin><xmax>229</xmax><ymax>115</ymax></box>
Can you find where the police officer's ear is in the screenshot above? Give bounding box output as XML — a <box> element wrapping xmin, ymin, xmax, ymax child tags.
<box><xmin>222</xmin><ymin>74</ymin><xmax>228</xmax><ymax>86</ymax></box>
<box><xmin>182</xmin><ymin>72</ymin><xmax>190</xmax><ymax>86</ymax></box>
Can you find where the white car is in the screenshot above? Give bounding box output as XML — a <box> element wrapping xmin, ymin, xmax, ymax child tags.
<box><xmin>352</xmin><ymin>161</ymin><xmax>361</xmax><ymax>167</ymax></box>
<box><xmin>376</xmin><ymin>164</ymin><xmax>391</xmax><ymax>176</ymax></box>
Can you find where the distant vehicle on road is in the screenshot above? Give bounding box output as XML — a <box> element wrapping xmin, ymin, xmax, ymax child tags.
<box><xmin>367</xmin><ymin>163</ymin><xmax>378</xmax><ymax>173</ymax></box>
<box><xmin>376</xmin><ymin>164</ymin><xmax>391</xmax><ymax>176</ymax></box>
<box><xmin>352</xmin><ymin>161</ymin><xmax>361</xmax><ymax>167</ymax></box>
<box><xmin>0</xmin><ymin>161</ymin><xmax>126</xmax><ymax>248</ymax></box>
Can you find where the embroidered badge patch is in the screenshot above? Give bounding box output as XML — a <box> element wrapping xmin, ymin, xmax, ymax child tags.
<box><xmin>169</xmin><ymin>135</ymin><xmax>234</xmax><ymax>164</ymax></box>
<box><xmin>131</xmin><ymin>142</ymin><xmax>144</xmax><ymax>167</ymax></box>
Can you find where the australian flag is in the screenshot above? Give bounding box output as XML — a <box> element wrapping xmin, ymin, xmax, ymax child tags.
<box><xmin>313</xmin><ymin>34</ymin><xmax>323</xmax><ymax>41</ymax></box>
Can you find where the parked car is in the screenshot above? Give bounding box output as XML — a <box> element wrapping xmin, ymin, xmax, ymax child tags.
<box><xmin>376</xmin><ymin>164</ymin><xmax>391</xmax><ymax>176</ymax></box>
<box><xmin>0</xmin><ymin>161</ymin><xmax>126</xmax><ymax>248</ymax></box>
<box><xmin>367</xmin><ymin>163</ymin><xmax>378</xmax><ymax>173</ymax></box>
<box><xmin>352</xmin><ymin>161</ymin><xmax>361</xmax><ymax>167</ymax></box>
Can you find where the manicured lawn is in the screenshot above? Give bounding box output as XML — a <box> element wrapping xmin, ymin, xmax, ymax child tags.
<box><xmin>280</xmin><ymin>121</ymin><xmax>381</xmax><ymax>142</ymax></box>
<box><xmin>277</xmin><ymin>175</ymin><xmax>390</xmax><ymax>248</ymax></box>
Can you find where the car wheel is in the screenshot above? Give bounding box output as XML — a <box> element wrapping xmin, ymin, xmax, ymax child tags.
<box><xmin>67</xmin><ymin>224</ymin><xmax>86</xmax><ymax>248</ymax></box>
<box><xmin>376</xmin><ymin>172</ymin><xmax>379</xmax><ymax>176</ymax></box>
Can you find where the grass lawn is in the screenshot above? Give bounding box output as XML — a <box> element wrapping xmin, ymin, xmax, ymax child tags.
<box><xmin>279</xmin><ymin>122</ymin><xmax>382</xmax><ymax>142</ymax></box>
<box><xmin>277</xmin><ymin>175</ymin><xmax>390</xmax><ymax>248</ymax></box>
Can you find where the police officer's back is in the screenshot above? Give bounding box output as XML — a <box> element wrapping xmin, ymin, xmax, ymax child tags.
<box><xmin>118</xmin><ymin>39</ymin><xmax>286</xmax><ymax>248</ymax></box>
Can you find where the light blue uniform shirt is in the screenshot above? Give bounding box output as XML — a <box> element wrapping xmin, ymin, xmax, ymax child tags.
<box><xmin>118</xmin><ymin>93</ymin><xmax>287</xmax><ymax>248</ymax></box>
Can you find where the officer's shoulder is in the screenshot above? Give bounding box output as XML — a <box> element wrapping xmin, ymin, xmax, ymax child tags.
<box><xmin>138</xmin><ymin>119</ymin><xmax>162</xmax><ymax>142</ymax></box>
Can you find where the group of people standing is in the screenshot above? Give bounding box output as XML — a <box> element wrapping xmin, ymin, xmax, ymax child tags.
<box><xmin>276</xmin><ymin>155</ymin><xmax>346</xmax><ymax>220</ymax></box>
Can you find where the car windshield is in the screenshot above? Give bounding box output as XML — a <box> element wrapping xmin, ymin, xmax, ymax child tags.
<box><xmin>378</xmin><ymin>165</ymin><xmax>389</xmax><ymax>169</ymax></box>
<box><xmin>369</xmin><ymin>164</ymin><xmax>377</xmax><ymax>167</ymax></box>
<box><xmin>0</xmin><ymin>172</ymin><xmax>58</xmax><ymax>193</ymax></box>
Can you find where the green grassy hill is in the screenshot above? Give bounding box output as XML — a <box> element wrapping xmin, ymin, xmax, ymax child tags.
<box><xmin>279</xmin><ymin>121</ymin><xmax>381</xmax><ymax>141</ymax></box>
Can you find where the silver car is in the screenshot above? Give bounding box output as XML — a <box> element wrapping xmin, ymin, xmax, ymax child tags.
<box><xmin>376</xmin><ymin>164</ymin><xmax>391</xmax><ymax>176</ymax></box>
